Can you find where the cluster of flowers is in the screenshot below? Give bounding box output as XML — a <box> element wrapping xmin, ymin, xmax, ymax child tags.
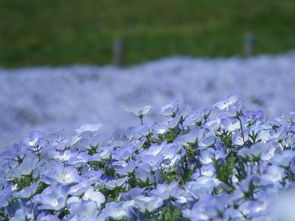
<box><xmin>1</xmin><ymin>95</ymin><xmax>295</xmax><ymax>220</ymax></box>
<box><xmin>2</xmin><ymin>52</ymin><xmax>295</xmax><ymax>150</ymax></box>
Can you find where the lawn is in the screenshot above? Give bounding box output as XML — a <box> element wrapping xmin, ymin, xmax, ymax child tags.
<box><xmin>0</xmin><ymin>0</ymin><xmax>295</xmax><ymax>67</ymax></box>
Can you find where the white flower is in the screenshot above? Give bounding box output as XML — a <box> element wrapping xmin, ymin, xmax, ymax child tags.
<box><xmin>75</xmin><ymin>123</ymin><xmax>103</xmax><ymax>135</ymax></box>
<box><xmin>83</xmin><ymin>187</ymin><xmax>105</xmax><ymax>208</ymax></box>
<box><xmin>214</xmin><ymin>95</ymin><xmax>240</xmax><ymax>111</ymax></box>
<box><xmin>128</xmin><ymin>105</ymin><xmax>152</xmax><ymax>117</ymax></box>
<box><xmin>134</xmin><ymin>195</ymin><xmax>163</xmax><ymax>212</ymax></box>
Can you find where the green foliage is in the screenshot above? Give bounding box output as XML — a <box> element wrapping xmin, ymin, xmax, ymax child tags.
<box><xmin>161</xmin><ymin>168</ymin><xmax>179</xmax><ymax>183</ymax></box>
<box><xmin>218</xmin><ymin>130</ymin><xmax>234</xmax><ymax>148</ymax></box>
<box><xmin>214</xmin><ymin>152</ymin><xmax>237</xmax><ymax>191</ymax></box>
<box><xmin>154</xmin><ymin>204</ymin><xmax>184</xmax><ymax>221</ymax></box>
<box><xmin>12</xmin><ymin>173</ymin><xmax>37</xmax><ymax>189</ymax></box>
<box><xmin>159</xmin><ymin>127</ymin><xmax>180</xmax><ymax>143</ymax></box>
<box><xmin>99</xmin><ymin>187</ymin><xmax>123</xmax><ymax>202</ymax></box>
<box><xmin>35</xmin><ymin>182</ymin><xmax>50</xmax><ymax>195</ymax></box>
<box><xmin>87</xmin><ymin>145</ymin><xmax>98</xmax><ymax>155</ymax></box>
<box><xmin>1</xmin><ymin>0</ymin><xmax>295</xmax><ymax>67</ymax></box>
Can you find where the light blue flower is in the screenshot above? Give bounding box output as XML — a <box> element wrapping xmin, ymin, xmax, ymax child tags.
<box><xmin>99</xmin><ymin>201</ymin><xmax>134</xmax><ymax>220</ymax></box>
<box><xmin>214</xmin><ymin>95</ymin><xmax>240</xmax><ymax>111</ymax></box>
<box><xmin>68</xmin><ymin>200</ymin><xmax>99</xmax><ymax>218</ymax></box>
<box><xmin>103</xmin><ymin>177</ymin><xmax>128</xmax><ymax>190</ymax></box>
<box><xmin>161</xmin><ymin>99</ymin><xmax>179</xmax><ymax>117</ymax></box>
<box><xmin>43</xmin><ymin>163</ymin><xmax>80</xmax><ymax>185</ymax></box>
<box><xmin>13</xmin><ymin>182</ymin><xmax>39</xmax><ymax>198</ymax></box>
<box><xmin>0</xmin><ymin>185</ymin><xmax>13</xmax><ymax>207</ymax></box>
<box><xmin>75</xmin><ymin>123</ymin><xmax>103</xmax><ymax>135</ymax></box>
<box><xmin>33</xmin><ymin>184</ymin><xmax>69</xmax><ymax>210</ymax></box>
<box><xmin>6</xmin><ymin>152</ymin><xmax>39</xmax><ymax>179</ymax></box>
<box><xmin>134</xmin><ymin>195</ymin><xmax>163</xmax><ymax>213</ymax></box>
<box><xmin>82</xmin><ymin>186</ymin><xmax>105</xmax><ymax>208</ymax></box>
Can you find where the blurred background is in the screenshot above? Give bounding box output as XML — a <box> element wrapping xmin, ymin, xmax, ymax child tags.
<box><xmin>0</xmin><ymin>0</ymin><xmax>295</xmax><ymax>67</ymax></box>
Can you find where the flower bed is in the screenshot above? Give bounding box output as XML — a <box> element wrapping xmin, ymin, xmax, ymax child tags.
<box><xmin>1</xmin><ymin>96</ymin><xmax>295</xmax><ymax>220</ymax></box>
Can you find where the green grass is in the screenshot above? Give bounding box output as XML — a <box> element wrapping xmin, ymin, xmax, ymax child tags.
<box><xmin>0</xmin><ymin>0</ymin><xmax>295</xmax><ymax>67</ymax></box>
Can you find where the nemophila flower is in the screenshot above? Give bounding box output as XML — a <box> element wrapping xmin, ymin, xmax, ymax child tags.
<box><xmin>45</xmin><ymin>131</ymin><xmax>69</xmax><ymax>151</ymax></box>
<box><xmin>33</xmin><ymin>184</ymin><xmax>69</xmax><ymax>210</ymax></box>
<box><xmin>232</xmin><ymin>129</ymin><xmax>249</xmax><ymax>146</ymax></box>
<box><xmin>245</xmin><ymin>110</ymin><xmax>264</xmax><ymax>121</ymax></box>
<box><xmin>200</xmin><ymin>164</ymin><xmax>216</xmax><ymax>177</ymax></box>
<box><xmin>10</xmin><ymin>207</ymin><xmax>35</xmax><ymax>221</ymax></box>
<box><xmin>204</xmin><ymin>118</ymin><xmax>221</xmax><ymax>131</ymax></box>
<box><xmin>214</xmin><ymin>95</ymin><xmax>240</xmax><ymax>111</ymax></box>
<box><xmin>150</xmin><ymin>181</ymin><xmax>179</xmax><ymax>200</ymax></box>
<box><xmin>103</xmin><ymin>177</ymin><xmax>128</xmax><ymax>190</ymax></box>
<box><xmin>182</xmin><ymin>107</ymin><xmax>209</xmax><ymax>127</ymax></box>
<box><xmin>112</xmin><ymin>144</ymin><xmax>137</xmax><ymax>161</ymax></box>
<box><xmin>6</xmin><ymin>152</ymin><xmax>39</xmax><ymax>179</ymax></box>
<box><xmin>221</xmin><ymin>117</ymin><xmax>241</xmax><ymax>132</ymax></box>
<box><xmin>171</xmin><ymin>187</ymin><xmax>192</xmax><ymax>204</ymax></box>
<box><xmin>36</xmin><ymin>213</ymin><xmax>60</xmax><ymax>221</ymax></box>
<box><xmin>239</xmin><ymin>199</ymin><xmax>268</xmax><ymax>219</ymax></box>
<box><xmin>181</xmin><ymin>127</ymin><xmax>204</xmax><ymax>144</ymax></box>
<box><xmin>88</xmin><ymin>148</ymin><xmax>112</xmax><ymax>162</ymax></box>
<box><xmin>68</xmin><ymin>135</ymin><xmax>82</xmax><ymax>147</ymax></box>
<box><xmin>2</xmin><ymin>97</ymin><xmax>295</xmax><ymax>220</ymax></box>
<box><xmin>137</xmin><ymin>155</ymin><xmax>163</xmax><ymax>172</ymax></box>
<box><xmin>47</xmin><ymin>149</ymin><xmax>77</xmax><ymax>162</ymax></box>
<box><xmin>128</xmin><ymin>105</ymin><xmax>152</xmax><ymax>125</ymax></box>
<box><xmin>66</xmin><ymin>151</ymin><xmax>91</xmax><ymax>166</ymax></box>
<box><xmin>161</xmin><ymin>99</ymin><xmax>179</xmax><ymax>117</ymax></box>
<box><xmin>271</xmin><ymin>149</ymin><xmax>295</xmax><ymax>167</ymax></box>
<box><xmin>128</xmin><ymin>105</ymin><xmax>153</xmax><ymax>118</ymax></box>
<box><xmin>115</xmin><ymin>160</ymin><xmax>137</xmax><ymax>176</ymax></box>
<box><xmin>134</xmin><ymin>195</ymin><xmax>163</xmax><ymax>213</ymax></box>
<box><xmin>199</xmin><ymin>149</ymin><xmax>214</xmax><ymax>165</ymax></box>
<box><xmin>68</xmin><ymin>200</ymin><xmax>99</xmax><ymax>218</ymax></box>
<box><xmin>75</xmin><ymin>123</ymin><xmax>103</xmax><ymax>135</ymax></box>
<box><xmin>183</xmin><ymin>194</ymin><xmax>226</xmax><ymax>221</ymax></box>
<box><xmin>43</xmin><ymin>163</ymin><xmax>80</xmax><ymax>185</ymax></box>
<box><xmin>121</xmin><ymin>188</ymin><xmax>145</xmax><ymax>201</ymax></box>
<box><xmin>260</xmin><ymin>165</ymin><xmax>285</xmax><ymax>188</ymax></box>
<box><xmin>22</xmin><ymin>130</ymin><xmax>45</xmax><ymax>147</ymax></box>
<box><xmin>186</xmin><ymin>177</ymin><xmax>220</xmax><ymax>196</ymax></box>
<box><xmin>141</xmin><ymin>142</ymin><xmax>165</xmax><ymax>157</ymax></box>
<box><xmin>153</xmin><ymin>122</ymin><xmax>170</xmax><ymax>135</ymax></box>
<box><xmin>0</xmin><ymin>185</ymin><xmax>13</xmax><ymax>207</ymax></box>
<box><xmin>69</xmin><ymin>180</ymin><xmax>92</xmax><ymax>196</ymax></box>
<box><xmin>198</xmin><ymin>134</ymin><xmax>215</xmax><ymax>149</ymax></box>
<box><xmin>160</xmin><ymin>144</ymin><xmax>182</xmax><ymax>167</ymax></box>
<box><xmin>13</xmin><ymin>182</ymin><xmax>39</xmax><ymax>198</ymax></box>
<box><xmin>82</xmin><ymin>186</ymin><xmax>105</xmax><ymax>208</ymax></box>
<box><xmin>238</xmin><ymin>143</ymin><xmax>266</xmax><ymax>161</ymax></box>
<box><xmin>99</xmin><ymin>201</ymin><xmax>134</xmax><ymax>220</ymax></box>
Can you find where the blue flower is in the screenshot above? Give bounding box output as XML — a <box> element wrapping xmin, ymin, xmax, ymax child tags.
<box><xmin>75</xmin><ymin>123</ymin><xmax>103</xmax><ymax>135</ymax></box>
<box><xmin>82</xmin><ymin>186</ymin><xmax>105</xmax><ymax>208</ymax></box>
<box><xmin>33</xmin><ymin>184</ymin><xmax>69</xmax><ymax>210</ymax></box>
<box><xmin>43</xmin><ymin>163</ymin><xmax>80</xmax><ymax>185</ymax></box>
<box><xmin>99</xmin><ymin>201</ymin><xmax>134</xmax><ymax>220</ymax></box>
<box><xmin>134</xmin><ymin>195</ymin><xmax>163</xmax><ymax>213</ymax></box>
<box><xmin>68</xmin><ymin>200</ymin><xmax>99</xmax><ymax>218</ymax></box>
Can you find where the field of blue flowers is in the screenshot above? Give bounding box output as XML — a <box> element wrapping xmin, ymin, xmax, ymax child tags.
<box><xmin>1</xmin><ymin>53</ymin><xmax>295</xmax><ymax>220</ymax></box>
<box><xmin>1</xmin><ymin>52</ymin><xmax>295</xmax><ymax>151</ymax></box>
<box><xmin>1</xmin><ymin>95</ymin><xmax>295</xmax><ymax>220</ymax></box>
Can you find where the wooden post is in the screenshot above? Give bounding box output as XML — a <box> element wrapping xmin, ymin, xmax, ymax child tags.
<box><xmin>112</xmin><ymin>38</ymin><xmax>124</xmax><ymax>67</ymax></box>
<box><xmin>244</xmin><ymin>32</ymin><xmax>256</xmax><ymax>57</ymax></box>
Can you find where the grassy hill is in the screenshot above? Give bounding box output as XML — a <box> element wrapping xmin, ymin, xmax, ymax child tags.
<box><xmin>0</xmin><ymin>0</ymin><xmax>295</xmax><ymax>67</ymax></box>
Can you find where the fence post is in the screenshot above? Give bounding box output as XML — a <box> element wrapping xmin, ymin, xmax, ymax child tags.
<box><xmin>244</xmin><ymin>32</ymin><xmax>256</xmax><ymax>57</ymax></box>
<box><xmin>112</xmin><ymin>38</ymin><xmax>124</xmax><ymax>67</ymax></box>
